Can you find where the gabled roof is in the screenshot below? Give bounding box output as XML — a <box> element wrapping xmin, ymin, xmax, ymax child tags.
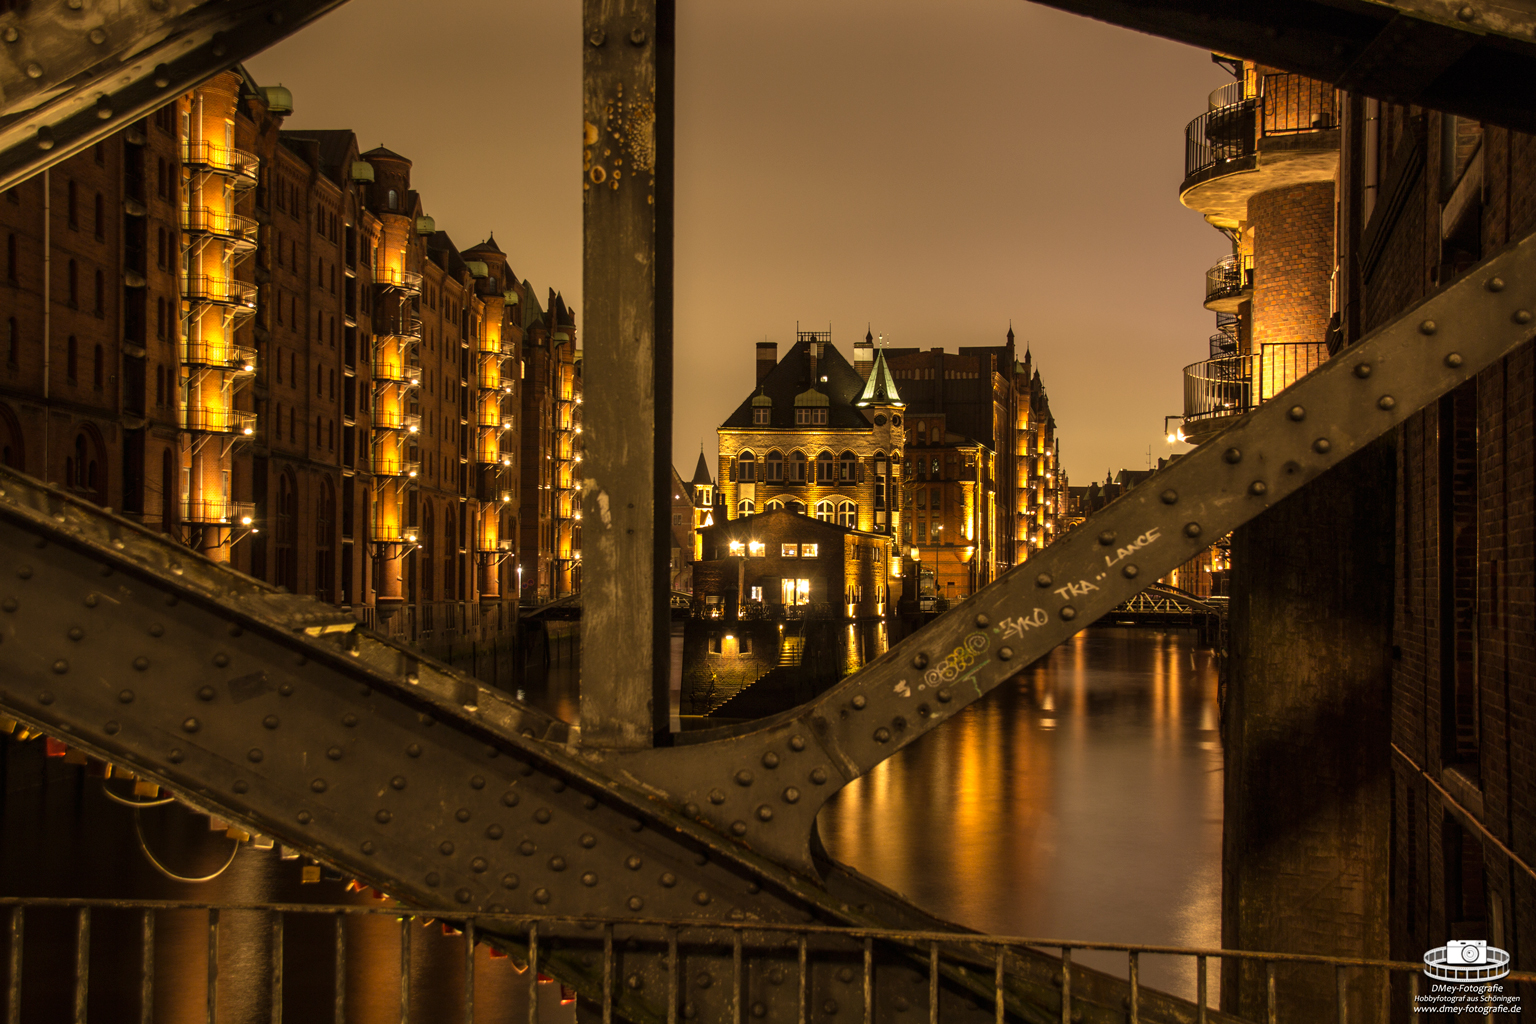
<box><xmin>465</xmin><ymin>233</ymin><xmax>505</xmax><ymax>256</ymax></box>
<box><xmin>855</xmin><ymin>348</ymin><xmax>903</xmax><ymax>407</ymax></box>
<box><xmin>720</xmin><ymin>339</ymin><xmax>870</xmax><ymax>430</ymax></box>
<box><xmin>361</xmin><ymin>145</ymin><xmax>411</xmax><ymax>164</ymax></box>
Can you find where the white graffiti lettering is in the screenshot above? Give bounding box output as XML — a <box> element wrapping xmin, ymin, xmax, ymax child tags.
<box><xmin>1000</xmin><ymin>608</ymin><xmax>1049</xmax><ymax>640</ymax></box>
<box><xmin>1053</xmin><ymin>579</ymin><xmax>1100</xmax><ymax>599</ymax></box>
<box><xmin>1104</xmin><ymin>527</ymin><xmax>1163</xmax><ymax>568</ymax></box>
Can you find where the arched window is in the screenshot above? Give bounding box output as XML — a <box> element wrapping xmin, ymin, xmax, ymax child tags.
<box><xmin>763</xmin><ymin>498</ymin><xmax>784</xmax><ymax>511</ymax></box>
<box><xmin>737</xmin><ymin>499</ymin><xmax>754</xmax><ymax>516</ymax></box>
<box><xmin>93</xmin><ymin>269</ymin><xmax>104</xmax><ymax>316</ymax></box>
<box><xmin>66</xmin><ymin>336</ymin><xmax>78</xmax><ymax>382</ymax></box>
<box><xmin>92</xmin><ymin>345</ymin><xmax>103</xmax><ymax>389</ymax></box>
<box><xmin>786</xmin><ymin>499</ymin><xmax>806</xmax><ymax>515</ymax></box>
<box><xmin>789</xmin><ymin>450</ymin><xmax>807</xmax><ymax>483</ymax></box>
<box><xmin>736</xmin><ymin>450</ymin><xmax>755</xmax><ymax>483</ymax></box>
<box><xmin>765</xmin><ymin>450</ymin><xmax>783</xmax><ymax>483</ymax></box>
<box><xmin>387</xmin><ymin>189</ymin><xmax>398</xmax><ymax>210</ymax></box>
<box><xmin>917</xmin><ymin>421</ymin><xmax>927</xmax><ymax>445</ymax></box>
<box><xmin>815</xmin><ymin>500</ymin><xmax>835</xmax><ymax>523</ymax></box>
<box><xmin>275</xmin><ymin>472</ymin><xmax>298</xmax><ymax>591</ymax></box>
<box><xmin>838</xmin><ymin>450</ymin><xmax>856</xmax><ymax>482</ymax></box>
<box><xmin>815</xmin><ymin>450</ymin><xmax>834</xmax><ymax>484</ymax></box>
<box><xmin>838</xmin><ymin>501</ymin><xmax>857</xmax><ymax>528</ymax></box>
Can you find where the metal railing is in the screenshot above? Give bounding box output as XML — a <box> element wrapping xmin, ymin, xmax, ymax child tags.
<box><xmin>183</xmin><ymin>275</ymin><xmax>257</xmax><ymax>310</ymax></box>
<box><xmin>1183</xmin><ymin>353</ymin><xmax>1253</xmax><ymax>422</ymax></box>
<box><xmin>376</xmin><ymin>268</ymin><xmax>423</xmax><ymax>293</ymax></box>
<box><xmin>181</xmin><ymin>141</ymin><xmax>259</xmax><ymax>183</ymax></box>
<box><xmin>182</xmin><ymin>339</ymin><xmax>257</xmax><ymax>373</ymax></box>
<box><xmin>372</xmin><ymin>357</ymin><xmax>422</xmax><ymax>386</ymax></box>
<box><xmin>372</xmin><ymin>409</ymin><xmax>422</xmax><ymax>433</ymax></box>
<box><xmin>12</xmin><ymin>898</ymin><xmax>1510</xmax><ymax>1024</ymax></box>
<box><xmin>180</xmin><ymin>207</ymin><xmax>259</xmax><ymax>246</ymax></box>
<box><xmin>182</xmin><ymin>407</ymin><xmax>257</xmax><ymax>437</ymax></box>
<box><xmin>182</xmin><ymin>498</ymin><xmax>256</xmax><ymax>525</ymax></box>
<box><xmin>375</xmin><ymin>313</ymin><xmax>423</xmax><ymax>339</ymax></box>
<box><xmin>1257</xmin><ymin>342</ymin><xmax>1329</xmax><ymax>402</ymax></box>
<box><xmin>1204</xmin><ymin>253</ymin><xmax>1254</xmax><ymax>307</ymax></box>
<box><xmin>1184</xmin><ymin>73</ymin><xmax>1338</xmax><ymax>180</ymax></box>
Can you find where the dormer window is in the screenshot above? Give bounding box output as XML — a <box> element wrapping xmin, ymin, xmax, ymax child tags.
<box><xmin>751</xmin><ymin>393</ymin><xmax>772</xmax><ymax>425</ymax></box>
<box><xmin>793</xmin><ymin>388</ymin><xmax>829</xmax><ymax>426</ymax></box>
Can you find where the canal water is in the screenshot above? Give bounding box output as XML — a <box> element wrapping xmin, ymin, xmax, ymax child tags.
<box><xmin>0</xmin><ymin>624</ymin><xmax>1219</xmax><ymax>1019</ymax></box>
<box><xmin>818</xmin><ymin>626</ymin><xmax>1224</xmax><ymax>1004</ymax></box>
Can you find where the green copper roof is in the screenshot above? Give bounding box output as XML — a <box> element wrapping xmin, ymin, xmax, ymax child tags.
<box><xmin>855</xmin><ymin>348</ymin><xmax>903</xmax><ymax>407</ymax></box>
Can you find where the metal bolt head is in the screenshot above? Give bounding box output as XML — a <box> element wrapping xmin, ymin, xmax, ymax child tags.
<box><xmin>1487</xmin><ymin>277</ymin><xmax>1506</xmax><ymax>292</ymax></box>
<box><xmin>850</xmin><ymin>694</ymin><xmax>867</xmax><ymax>710</ymax></box>
<box><xmin>3</xmin><ymin>27</ymin><xmax>18</xmax><ymax>42</ymax></box>
<box><xmin>629</xmin><ymin>26</ymin><xmax>648</xmax><ymax>44</ymax></box>
<box><xmin>1419</xmin><ymin>319</ymin><xmax>1438</xmax><ymax>335</ymax></box>
<box><xmin>1515</xmin><ymin>309</ymin><xmax>1533</xmax><ymax>325</ymax></box>
<box><xmin>782</xmin><ymin>787</ymin><xmax>801</xmax><ymax>804</ymax></box>
<box><xmin>761</xmin><ymin>751</ymin><xmax>780</xmax><ymax>769</ymax></box>
<box><xmin>730</xmin><ymin>820</ymin><xmax>747</xmax><ymax>836</ymax></box>
<box><xmin>810</xmin><ymin>767</ymin><xmax>829</xmax><ymax>784</ymax></box>
<box><xmin>756</xmin><ymin>804</ymin><xmax>773</xmax><ymax>821</ymax></box>
<box><xmin>1097</xmin><ymin>530</ymin><xmax>1116</xmax><ymax>546</ymax></box>
<box><xmin>588</xmin><ymin>28</ymin><xmax>606</xmax><ymax>45</ymax></box>
<box><xmin>910</xmin><ymin>653</ymin><xmax>928</xmax><ymax>669</ymax></box>
<box><xmin>1035</xmin><ymin>572</ymin><xmax>1052</xmax><ymax>588</ymax></box>
<box><xmin>1249</xmin><ymin>480</ymin><xmax>1268</xmax><ymax>496</ymax></box>
<box><xmin>974</xmin><ymin>614</ymin><xmax>989</xmax><ymax>628</ymax></box>
<box><xmin>88</xmin><ymin>28</ymin><xmax>105</xmax><ymax>45</ymax></box>
<box><xmin>873</xmin><ymin>727</ymin><xmax>891</xmax><ymax>743</ymax></box>
<box><xmin>735</xmin><ymin>769</ymin><xmax>754</xmax><ymax>786</ymax></box>
<box><xmin>1313</xmin><ymin>438</ymin><xmax>1332</xmax><ymax>454</ymax></box>
<box><xmin>1184</xmin><ymin>522</ymin><xmax>1202</xmax><ymax>538</ymax></box>
<box><xmin>1457</xmin><ymin>4</ymin><xmax>1475</xmax><ymax>20</ymax></box>
<box><xmin>708</xmin><ymin>789</ymin><xmax>725</xmax><ymax>804</ymax></box>
<box><xmin>1122</xmin><ymin>564</ymin><xmax>1139</xmax><ymax>579</ymax></box>
<box><xmin>998</xmin><ymin>646</ymin><xmax>1014</xmax><ymax>661</ymax></box>
<box><xmin>1445</xmin><ymin>353</ymin><xmax>1463</xmax><ymax>368</ymax></box>
<box><xmin>1287</xmin><ymin>405</ymin><xmax>1306</xmax><ymax>421</ymax></box>
<box><xmin>789</xmin><ymin>734</ymin><xmax>806</xmax><ymax>751</ymax></box>
<box><xmin>1060</xmin><ymin>606</ymin><xmax>1077</xmax><ymax>621</ymax></box>
<box><xmin>1354</xmin><ymin>363</ymin><xmax>1372</xmax><ymax>378</ymax></box>
<box><xmin>1378</xmin><ymin>395</ymin><xmax>1397</xmax><ymax>411</ymax></box>
<box><xmin>1160</xmin><ymin>489</ymin><xmax>1178</xmax><ymax>505</ymax></box>
<box><xmin>1223</xmin><ymin>447</ymin><xmax>1242</xmax><ymax>464</ymax></box>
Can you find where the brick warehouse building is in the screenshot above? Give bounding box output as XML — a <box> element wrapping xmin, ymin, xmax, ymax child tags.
<box><xmin>0</xmin><ymin>68</ymin><xmax>579</xmax><ymax>661</ymax></box>
<box><xmin>1173</xmin><ymin>57</ymin><xmax>1536</xmax><ymax>1019</ymax></box>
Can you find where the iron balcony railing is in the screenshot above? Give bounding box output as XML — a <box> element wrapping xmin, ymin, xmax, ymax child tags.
<box><xmin>372</xmin><ymin>454</ymin><xmax>421</xmax><ymax>479</ymax></box>
<box><xmin>376</xmin><ymin>313</ymin><xmax>423</xmax><ymax>339</ymax></box>
<box><xmin>181</xmin><ymin>406</ymin><xmax>257</xmax><ymax>437</ymax></box>
<box><xmin>1184</xmin><ymin>343</ymin><xmax>1332</xmax><ymax>423</ymax></box>
<box><xmin>376</xmin><ymin>267</ymin><xmax>423</xmax><ymax>294</ymax></box>
<box><xmin>1204</xmin><ymin>253</ymin><xmax>1254</xmax><ymax>307</ymax></box>
<box><xmin>180</xmin><ymin>207</ymin><xmax>259</xmax><ymax>247</ymax></box>
<box><xmin>371</xmin><ymin>409</ymin><xmax>422</xmax><ymax>433</ymax></box>
<box><xmin>182</xmin><ymin>339</ymin><xmax>257</xmax><ymax>374</ymax></box>
<box><xmin>371</xmin><ymin>356</ymin><xmax>422</xmax><ymax>386</ymax></box>
<box><xmin>182</xmin><ymin>498</ymin><xmax>256</xmax><ymax>526</ymax></box>
<box><xmin>183</xmin><ymin>275</ymin><xmax>257</xmax><ymax>310</ymax></box>
<box><xmin>181</xmin><ymin>141</ymin><xmax>259</xmax><ymax>185</ymax></box>
<box><xmin>1184</xmin><ymin>73</ymin><xmax>1338</xmax><ymax>181</ymax></box>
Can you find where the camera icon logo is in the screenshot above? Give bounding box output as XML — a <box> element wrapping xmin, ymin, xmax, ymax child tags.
<box><xmin>1447</xmin><ymin>940</ymin><xmax>1486</xmax><ymax>965</ymax></box>
<box><xmin>1424</xmin><ymin>940</ymin><xmax>1509</xmax><ymax>982</ymax></box>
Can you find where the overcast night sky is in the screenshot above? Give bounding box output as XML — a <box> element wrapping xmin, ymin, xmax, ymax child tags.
<box><xmin>248</xmin><ymin>0</ymin><xmax>1234</xmax><ymax>485</ymax></box>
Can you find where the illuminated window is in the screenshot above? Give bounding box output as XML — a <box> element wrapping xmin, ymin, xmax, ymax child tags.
<box><xmin>747</xmin><ymin>541</ymin><xmax>765</xmax><ymax>557</ymax></box>
<box><xmin>728</xmin><ymin>540</ymin><xmax>745</xmax><ymax>555</ymax></box>
<box><xmin>837</xmin><ymin>501</ymin><xmax>857</xmax><ymax>528</ymax></box>
<box><xmin>749</xmin><ymin>587</ymin><xmax>763</xmax><ymax>603</ymax></box>
<box><xmin>737</xmin><ymin>499</ymin><xmax>754</xmax><ymax>515</ymax></box>
<box><xmin>753</xmin><ymin>406</ymin><xmax>770</xmax><ymax>425</ymax></box>
<box><xmin>737</xmin><ymin>450</ymin><xmax>756</xmax><ymax>482</ymax></box>
<box><xmin>801</xmin><ymin>544</ymin><xmax>819</xmax><ymax>558</ymax></box>
<box><xmin>815</xmin><ymin>501</ymin><xmax>834</xmax><ymax>522</ymax></box>
<box><xmin>789</xmin><ymin>451</ymin><xmax>807</xmax><ymax>482</ymax></box>
<box><xmin>781</xmin><ymin>544</ymin><xmax>798</xmax><ymax>557</ymax></box>
<box><xmin>782</xmin><ymin>578</ymin><xmax>811</xmax><ymax>605</ymax></box>
<box><xmin>838</xmin><ymin>451</ymin><xmax>856</xmax><ymax>482</ymax></box>
<box><xmin>815</xmin><ymin>451</ymin><xmax>834</xmax><ymax>483</ymax></box>
<box><xmin>765</xmin><ymin>450</ymin><xmax>783</xmax><ymax>482</ymax></box>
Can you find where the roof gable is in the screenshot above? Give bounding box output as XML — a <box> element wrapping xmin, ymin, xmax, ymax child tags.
<box><xmin>720</xmin><ymin>339</ymin><xmax>870</xmax><ymax>430</ymax></box>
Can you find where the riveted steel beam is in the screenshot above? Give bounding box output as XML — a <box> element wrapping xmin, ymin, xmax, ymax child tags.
<box><xmin>579</xmin><ymin>0</ymin><xmax>674</xmax><ymax>749</ymax></box>
<box><xmin>1026</xmin><ymin>0</ymin><xmax>1536</xmax><ymax>134</ymax></box>
<box><xmin>0</xmin><ymin>0</ymin><xmax>349</xmax><ymax>194</ymax></box>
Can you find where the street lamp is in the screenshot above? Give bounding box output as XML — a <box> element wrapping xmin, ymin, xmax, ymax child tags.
<box><xmin>1164</xmin><ymin>415</ymin><xmax>1186</xmax><ymax>444</ymax></box>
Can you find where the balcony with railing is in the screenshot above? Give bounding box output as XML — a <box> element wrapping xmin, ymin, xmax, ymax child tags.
<box><xmin>182</xmin><ymin>406</ymin><xmax>257</xmax><ymax>437</ymax></box>
<box><xmin>180</xmin><ymin>207</ymin><xmax>259</xmax><ymax>249</ymax></box>
<box><xmin>1204</xmin><ymin>253</ymin><xmax>1254</xmax><ymax>311</ymax></box>
<box><xmin>1182</xmin><ymin>342</ymin><xmax>1330</xmax><ymax>442</ymax></box>
<box><xmin>375</xmin><ymin>312</ymin><xmax>422</xmax><ymax>339</ymax></box>
<box><xmin>183</xmin><ymin>275</ymin><xmax>257</xmax><ymax>311</ymax></box>
<box><xmin>181</xmin><ymin>141</ymin><xmax>258</xmax><ymax>185</ymax></box>
<box><xmin>183</xmin><ymin>498</ymin><xmax>256</xmax><ymax>526</ymax></box>
<box><xmin>375</xmin><ymin>267</ymin><xmax>423</xmax><ymax>294</ymax></box>
<box><xmin>183</xmin><ymin>339</ymin><xmax>257</xmax><ymax>375</ymax></box>
<box><xmin>371</xmin><ymin>356</ymin><xmax>422</xmax><ymax>387</ymax></box>
<box><xmin>1180</xmin><ymin>72</ymin><xmax>1340</xmax><ymax>229</ymax></box>
<box><xmin>372</xmin><ymin>408</ymin><xmax>422</xmax><ymax>433</ymax></box>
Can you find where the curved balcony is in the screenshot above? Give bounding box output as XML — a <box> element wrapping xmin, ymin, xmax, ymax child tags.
<box><xmin>1180</xmin><ymin>73</ymin><xmax>1340</xmax><ymax>230</ymax></box>
<box><xmin>1208</xmin><ymin>331</ymin><xmax>1238</xmax><ymax>357</ymax></box>
<box><xmin>371</xmin><ymin>357</ymin><xmax>421</xmax><ymax>387</ymax></box>
<box><xmin>375</xmin><ymin>268</ymin><xmax>423</xmax><ymax>294</ymax></box>
<box><xmin>183</xmin><ymin>407</ymin><xmax>257</xmax><ymax>437</ymax></box>
<box><xmin>476</xmin><ymin>366</ymin><xmax>503</xmax><ymax>391</ymax></box>
<box><xmin>181</xmin><ymin>207</ymin><xmax>259</xmax><ymax>250</ymax></box>
<box><xmin>183</xmin><ymin>339</ymin><xmax>258</xmax><ymax>375</ymax></box>
<box><xmin>184</xmin><ymin>499</ymin><xmax>256</xmax><ymax>526</ymax></box>
<box><xmin>375</xmin><ymin>313</ymin><xmax>422</xmax><ymax>339</ymax></box>
<box><xmin>1204</xmin><ymin>253</ymin><xmax>1254</xmax><ymax>312</ymax></box>
<box><xmin>1182</xmin><ymin>342</ymin><xmax>1329</xmax><ymax>442</ymax></box>
<box><xmin>182</xmin><ymin>141</ymin><xmax>258</xmax><ymax>187</ymax></box>
<box><xmin>184</xmin><ymin>276</ymin><xmax>257</xmax><ymax>312</ymax></box>
<box><xmin>372</xmin><ymin>409</ymin><xmax>422</xmax><ymax>434</ymax></box>
<box><xmin>473</xmin><ymin>334</ymin><xmax>501</xmax><ymax>356</ymax></box>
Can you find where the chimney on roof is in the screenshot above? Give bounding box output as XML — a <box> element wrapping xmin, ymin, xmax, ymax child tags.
<box><xmin>756</xmin><ymin>342</ymin><xmax>777</xmax><ymax>384</ymax></box>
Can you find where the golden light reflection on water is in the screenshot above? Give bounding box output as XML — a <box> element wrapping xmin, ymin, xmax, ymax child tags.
<box><xmin>818</xmin><ymin>627</ymin><xmax>1223</xmax><ymax>1006</ymax></box>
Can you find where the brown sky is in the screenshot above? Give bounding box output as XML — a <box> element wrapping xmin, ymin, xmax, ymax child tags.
<box><xmin>249</xmin><ymin>0</ymin><xmax>1234</xmax><ymax>485</ymax></box>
